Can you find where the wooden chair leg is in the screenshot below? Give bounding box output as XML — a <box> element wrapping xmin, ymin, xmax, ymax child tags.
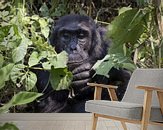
<box><xmin>92</xmin><ymin>113</ymin><xmax>98</xmax><ymax>130</ymax></box>
<box><xmin>141</xmin><ymin>90</ymin><xmax>152</xmax><ymax>130</ymax></box>
<box><xmin>157</xmin><ymin>91</ymin><xmax>163</xmax><ymax>114</ymax></box>
<box><xmin>121</xmin><ymin>121</ymin><xmax>127</xmax><ymax>130</ymax></box>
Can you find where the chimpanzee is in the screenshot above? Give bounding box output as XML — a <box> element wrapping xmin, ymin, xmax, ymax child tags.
<box><xmin>34</xmin><ymin>14</ymin><xmax>130</xmax><ymax>112</ymax></box>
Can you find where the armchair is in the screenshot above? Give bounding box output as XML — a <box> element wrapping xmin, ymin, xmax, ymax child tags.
<box><xmin>85</xmin><ymin>69</ymin><xmax>163</xmax><ymax>130</ymax></box>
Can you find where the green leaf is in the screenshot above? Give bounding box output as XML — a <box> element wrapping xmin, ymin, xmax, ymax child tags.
<box><xmin>39</xmin><ymin>3</ymin><xmax>49</xmax><ymax>17</ymax></box>
<box><xmin>0</xmin><ymin>123</ymin><xmax>19</xmax><ymax>130</ymax></box>
<box><xmin>39</xmin><ymin>51</ymin><xmax>68</xmax><ymax>70</ymax></box>
<box><xmin>92</xmin><ymin>55</ymin><xmax>113</xmax><ymax>76</ymax></box>
<box><xmin>1</xmin><ymin>11</ymin><xmax>9</xmax><ymax>17</ymax></box>
<box><xmin>51</xmin><ymin>4</ymin><xmax>67</xmax><ymax>17</ymax></box>
<box><xmin>42</xmin><ymin>62</ymin><xmax>51</xmax><ymax>70</ymax></box>
<box><xmin>94</xmin><ymin>60</ymin><xmax>114</xmax><ymax>77</ymax></box>
<box><xmin>12</xmin><ymin>38</ymin><xmax>28</xmax><ymax>63</ymax></box>
<box><xmin>39</xmin><ymin>18</ymin><xmax>50</xmax><ymax>38</ymax></box>
<box><xmin>56</xmin><ymin>51</ymin><xmax>68</xmax><ymax>68</ymax></box>
<box><xmin>42</xmin><ymin>51</ymin><xmax>68</xmax><ymax>70</ymax></box>
<box><xmin>0</xmin><ymin>100</ymin><xmax>12</xmax><ymax>113</ymax></box>
<box><xmin>0</xmin><ymin>91</ymin><xmax>42</xmax><ymax>113</ymax></box>
<box><xmin>93</xmin><ymin>53</ymin><xmax>135</xmax><ymax>77</ymax></box>
<box><xmin>122</xmin><ymin>63</ymin><xmax>136</xmax><ymax>72</ymax></box>
<box><xmin>12</xmin><ymin>24</ymin><xmax>19</xmax><ymax>36</ymax></box>
<box><xmin>92</xmin><ymin>55</ymin><xmax>110</xmax><ymax>70</ymax></box>
<box><xmin>118</xmin><ymin>7</ymin><xmax>132</xmax><ymax>15</ymax></box>
<box><xmin>29</xmin><ymin>51</ymin><xmax>53</xmax><ymax>67</ymax></box>
<box><xmin>10</xmin><ymin>65</ymin><xmax>37</xmax><ymax>90</ymax></box>
<box><xmin>25</xmin><ymin>71</ymin><xmax>37</xmax><ymax>91</ymax></box>
<box><xmin>50</xmin><ymin>68</ymin><xmax>72</xmax><ymax>90</ymax></box>
<box><xmin>28</xmin><ymin>51</ymin><xmax>39</xmax><ymax>67</ymax></box>
<box><xmin>50</xmin><ymin>51</ymin><xmax>68</xmax><ymax>68</ymax></box>
<box><xmin>41</xmin><ymin>26</ymin><xmax>50</xmax><ymax>38</ymax></box>
<box><xmin>39</xmin><ymin>51</ymin><xmax>55</xmax><ymax>60</ymax></box>
<box><xmin>0</xmin><ymin>26</ymin><xmax>11</xmax><ymax>42</ymax></box>
<box><xmin>39</xmin><ymin>18</ymin><xmax>48</xmax><ymax>28</ymax></box>
<box><xmin>0</xmin><ymin>64</ymin><xmax>14</xmax><ymax>89</ymax></box>
<box><xmin>10</xmin><ymin>64</ymin><xmax>25</xmax><ymax>84</ymax></box>
<box><xmin>12</xmin><ymin>91</ymin><xmax>42</xmax><ymax>105</ymax></box>
<box><xmin>107</xmin><ymin>9</ymin><xmax>149</xmax><ymax>45</ymax></box>
<box><xmin>0</xmin><ymin>54</ymin><xmax>4</xmax><ymax>67</ymax></box>
<box><xmin>31</xmin><ymin>15</ymin><xmax>39</xmax><ymax>20</ymax></box>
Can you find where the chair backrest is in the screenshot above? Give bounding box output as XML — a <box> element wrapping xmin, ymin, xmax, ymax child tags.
<box><xmin>122</xmin><ymin>69</ymin><xmax>163</xmax><ymax>107</ymax></box>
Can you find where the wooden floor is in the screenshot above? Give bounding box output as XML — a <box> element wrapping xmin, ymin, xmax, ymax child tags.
<box><xmin>0</xmin><ymin>113</ymin><xmax>141</xmax><ymax>130</ymax></box>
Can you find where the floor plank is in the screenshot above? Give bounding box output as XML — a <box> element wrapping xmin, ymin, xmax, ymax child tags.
<box><xmin>0</xmin><ymin>113</ymin><xmax>138</xmax><ymax>130</ymax></box>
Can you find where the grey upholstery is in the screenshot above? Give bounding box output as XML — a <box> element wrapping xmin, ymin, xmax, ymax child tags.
<box><xmin>86</xmin><ymin>100</ymin><xmax>163</xmax><ymax>122</ymax></box>
<box><xmin>85</xmin><ymin>69</ymin><xmax>163</xmax><ymax>123</ymax></box>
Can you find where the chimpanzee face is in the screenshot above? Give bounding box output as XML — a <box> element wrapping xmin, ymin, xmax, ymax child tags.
<box><xmin>57</xmin><ymin>22</ymin><xmax>92</xmax><ymax>54</ymax></box>
<box><xmin>56</xmin><ymin>22</ymin><xmax>93</xmax><ymax>69</ymax></box>
<box><xmin>50</xmin><ymin>15</ymin><xmax>105</xmax><ymax>71</ymax></box>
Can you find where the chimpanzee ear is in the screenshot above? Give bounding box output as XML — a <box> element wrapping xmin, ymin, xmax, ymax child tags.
<box><xmin>49</xmin><ymin>25</ymin><xmax>63</xmax><ymax>53</ymax></box>
<box><xmin>90</xmin><ymin>27</ymin><xmax>109</xmax><ymax>61</ymax></box>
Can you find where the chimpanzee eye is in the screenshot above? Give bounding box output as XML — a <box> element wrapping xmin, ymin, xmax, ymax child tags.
<box><xmin>61</xmin><ymin>31</ymin><xmax>70</xmax><ymax>40</ymax></box>
<box><xmin>78</xmin><ymin>30</ymin><xmax>86</xmax><ymax>39</ymax></box>
<box><xmin>78</xmin><ymin>33</ymin><xmax>85</xmax><ymax>39</ymax></box>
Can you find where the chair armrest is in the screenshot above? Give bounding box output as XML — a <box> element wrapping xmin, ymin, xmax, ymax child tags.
<box><xmin>87</xmin><ymin>83</ymin><xmax>118</xmax><ymax>89</ymax></box>
<box><xmin>87</xmin><ymin>83</ymin><xmax>118</xmax><ymax>101</ymax></box>
<box><xmin>137</xmin><ymin>86</ymin><xmax>163</xmax><ymax>92</ymax></box>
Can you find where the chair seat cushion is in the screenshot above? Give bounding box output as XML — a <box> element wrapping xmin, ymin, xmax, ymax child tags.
<box><xmin>85</xmin><ymin>100</ymin><xmax>163</xmax><ymax>122</ymax></box>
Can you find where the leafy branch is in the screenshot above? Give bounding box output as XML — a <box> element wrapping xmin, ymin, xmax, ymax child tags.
<box><xmin>0</xmin><ymin>1</ymin><xmax>72</xmax><ymax>114</ymax></box>
<box><xmin>93</xmin><ymin>0</ymin><xmax>163</xmax><ymax>77</ymax></box>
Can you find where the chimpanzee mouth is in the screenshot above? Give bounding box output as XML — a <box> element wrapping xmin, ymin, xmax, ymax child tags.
<box><xmin>67</xmin><ymin>54</ymin><xmax>88</xmax><ymax>66</ymax></box>
<box><xmin>67</xmin><ymin>60</ymin><xmax>84</xmax><ymax>66</ymax></box>
<box><xmin>67</xmin><ymin>57</ymin><xmax>89</xmax><ymax>72</ymax></box>
<box><xmin>67</xmin><ymin>60</ymin><xmax>85</xmax><ymax>71</ymax></box>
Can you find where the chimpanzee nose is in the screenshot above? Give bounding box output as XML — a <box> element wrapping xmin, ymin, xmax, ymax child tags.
<box><xmin>70</xmin><ymin>44</ymin><xmax>77</xmax><ymax>50</ymax></box>
<box><xmin>69</xmin><ymin>36</ymin><xmax>78</xmax><ymax>51</ymax></box>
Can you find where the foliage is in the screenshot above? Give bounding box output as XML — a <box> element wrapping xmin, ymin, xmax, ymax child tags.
<box><xmin>93</xmin><ymin>54</ymin><xmax>136</xmax><ymax>77</ymax></box>
<box><xmin>26</xmin><ymin>0</ymin><xmax>137</xmax><ymax>23</ymax></box>
<box><xmin>0</xmin><ymin>123</ymin><xmax>19</xmax><ymax>130</ymax></box>
<box><xmin>0</xmin><ymin>1</ymin><xmax>72</xmax><ymax>114</ymax></box>
<box><xmin>93</xmin><ymin>0</ymin><xmax>163</xmax><ymax>76</ymax></box>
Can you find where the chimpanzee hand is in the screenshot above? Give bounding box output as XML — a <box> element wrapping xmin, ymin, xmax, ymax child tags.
<box><xmin>70</xmin><ymin>62</ymin><xmax>93</xmax><ymax>93</ymax></box>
